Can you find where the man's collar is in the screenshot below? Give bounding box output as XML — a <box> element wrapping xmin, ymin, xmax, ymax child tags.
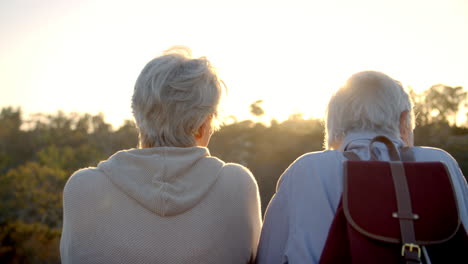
<box><xmin>339</xmin><ymin>131</ymin><xmax>405</xmax><ymax>152</ymax></box>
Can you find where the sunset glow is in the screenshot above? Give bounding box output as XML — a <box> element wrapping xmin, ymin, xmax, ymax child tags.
<box><xmin>1</xmin><ymin>0</ymin><xmax>467</xmax><ymax>127</ymax></box>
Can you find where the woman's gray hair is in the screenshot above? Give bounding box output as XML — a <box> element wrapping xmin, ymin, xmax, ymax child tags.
<box><xmin>132</xmin><ymin>46</ymin><xmax>224</xmax><ymax>148</ymax></box>
<box><xmin>325</xmin><ymin>71</ymin><xmax>414</xmax><ymax>149</ymax></box>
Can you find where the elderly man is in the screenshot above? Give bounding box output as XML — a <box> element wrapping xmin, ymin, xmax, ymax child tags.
<box><xmin>256</xmin><ymin>71</ymin><xmax>468</xmax><ymax>263</ymax></box>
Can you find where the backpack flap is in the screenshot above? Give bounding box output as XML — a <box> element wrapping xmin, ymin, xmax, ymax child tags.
<box><xmin>343</xmin><ymin>161</ymin><xmax>461</xmax><ymax>245</ymax></box>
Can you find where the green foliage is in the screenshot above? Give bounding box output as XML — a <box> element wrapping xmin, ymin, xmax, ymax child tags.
<box><xmin>0</xmin><ymin>107</ymin><xmax>21</xmax><ymax>135</ymax></box>
<box><xmin>412</xmin><ymin>84</ymin><xmax>467</xmax><ymax>126</ymax></box>
<box><xmin>0</xmin><ymin>163</ymin><xmax>65</xmax><ymax>263</ymax></box>
<box><xmin>0</xmin><ymin>109</ymin><xmax>138</xmax><ymax>263</ymax></box>
<box><xmin>0</xmin><ymin>221</ymin><xmax>61</xmax><ymax>264</ymax></box>
<box><xmin>0</xmin><ymin>107</ymin><xmax>28</xmax><ymax>174</ymax></box>
<box><xmin>0</xmin><ymin>162</ymin><xmax>66</xmax><ymax>227</ymax></box>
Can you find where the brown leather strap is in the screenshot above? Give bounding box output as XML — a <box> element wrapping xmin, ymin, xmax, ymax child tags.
<box><xmin>369</xmin><ymin>136</ymin><xmax>401</xmax><ymax>161</ymax></box>
<box><xmin>390</xmin><ymin>161</ymin><xmax>421</xmax><ymax>263</ymax></box>
<box><xmin>405</xmin><ymin>251</ymin><xmax>422</xmax><ymax>264</ymax></box>
<box><xmin>343</xmin><ymin>151</ymin><xmax>361</xmax><ymax>161</ymax></box>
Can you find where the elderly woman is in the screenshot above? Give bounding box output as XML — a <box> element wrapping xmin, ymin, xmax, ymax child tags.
<box><xmin>60</xmin><ymin>47</ymin><xmax>261</xmax><ymax>263</ymax></box>
<box><xmin>256</xmin><ymin>71</ymin><xmax>468</xmax><ymax>263</ymax></box>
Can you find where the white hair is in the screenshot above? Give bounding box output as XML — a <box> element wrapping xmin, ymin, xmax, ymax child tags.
<box><xmin>325</xmin><ymin>71</ymin><xmax>414</xmax><ymax>149</ymax></box>
<box><xmin>132</xmin><ymin>46</ymin><xmax>224</xmax><ymax>148</ymax></box>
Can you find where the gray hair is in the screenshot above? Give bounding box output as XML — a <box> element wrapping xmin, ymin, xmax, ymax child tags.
<box><xmin>132</xmin><ymin>46</ymin><xmax>224</xmax><ymax>148</ymax></box>
<box><xmin>325</xmin><ymin>71</ymin><xmax>414</xmax><ymax>149</ymax></box>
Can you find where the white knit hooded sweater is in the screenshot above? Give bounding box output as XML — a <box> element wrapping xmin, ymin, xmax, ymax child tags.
<box><xmin>60</xmin><ymin>147</ymin><xmax>262</xmax><ymax>264</ymax></box>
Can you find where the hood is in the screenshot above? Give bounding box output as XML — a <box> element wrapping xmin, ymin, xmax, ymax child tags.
<box><xmin>98</xmin><ymin>147</ymin><xmax>224</xmax><ymax>216</ymax></box>
<box><xmin>339</xmin><ymin>131</ymin><xmax>405</xmax><ymax>161</ymax></box>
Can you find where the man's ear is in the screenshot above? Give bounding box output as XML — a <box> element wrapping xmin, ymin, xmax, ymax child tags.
<box><xmin>400</xmin><ymin>111</ymin><xmax>408</xmax><ymax>136</ymax></box>
<box><xmin>399</xmin><ymin>111</ymin><xmax>413</xmax><ymax>146</ymax></box>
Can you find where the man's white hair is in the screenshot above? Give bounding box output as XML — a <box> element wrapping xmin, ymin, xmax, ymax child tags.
<box><xmin>325</xmin><ymin>71</ymin><xmax>414</xmax><ymax>149</ymax></box>
<box><xmin>132</xmin><ymin>46</ymin><xmax>224</xmax><ymax>148</ymax></box>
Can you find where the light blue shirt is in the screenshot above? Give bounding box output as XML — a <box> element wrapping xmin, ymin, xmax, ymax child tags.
<box><xmin>256</xmin><ymin>132</ymin><xmax>468</xmax><ymax>264</ymax></box>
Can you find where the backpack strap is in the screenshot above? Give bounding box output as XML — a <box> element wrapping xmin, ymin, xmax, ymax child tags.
<box><xmin>343</xmin><ymin>138</ymin><xmax>415</xmax><ymax>162</ymax></box>
<box><xmin>400</xmin><ymin>147</ymin><xmax>415</xmax><ymax>162</ymax></box>
<box><xmin>343</xmin><ymin>151</ymin><xmax>361</xmax><ymax>161</ymax></box>
<box><xmin>369</xmin><ymin>136</ymin><xmax>401</xmax><ymax>161</ymax></box>
<box><xmin>390</xmin><ymin>161</ymin><xmax>421</xmax><ymax>263</ymax></box>
<box><xmin>372</xmin><ymin>136</ymin><xmax>422</xmax><ymax>264</ymax></box>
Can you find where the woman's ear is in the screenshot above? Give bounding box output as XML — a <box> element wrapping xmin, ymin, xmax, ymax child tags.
<box><xmin>194</xmin><ymin>118</ymin><xmax>213</xmax><ymax>147</ymax></box>
<box><xmin>194</xmin><ymin>125</ymin><xmax>203</xmax><ymax>139</ymax></box>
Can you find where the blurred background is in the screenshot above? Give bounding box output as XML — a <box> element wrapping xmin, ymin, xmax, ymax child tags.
<box><xmin>1</xmin><ymin>0</ymin><xmax>467</xmax><ymax>263</ymax></box>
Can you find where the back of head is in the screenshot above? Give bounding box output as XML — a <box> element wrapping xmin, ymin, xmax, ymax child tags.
<box><xmin>132</xmin><ymin>46</ymin><xmax>224</xmax><ymax>148</ymax></box>
<box><xmin>325</xmin><ymin>71</ymin><xmax>413</xmax><ymax>149</ymax></box>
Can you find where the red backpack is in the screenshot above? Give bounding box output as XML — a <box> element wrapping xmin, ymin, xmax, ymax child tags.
<box><xmin>319</xmin><ymin>136</ymin><xmax>468</xmax><ymax>264</ymax></box>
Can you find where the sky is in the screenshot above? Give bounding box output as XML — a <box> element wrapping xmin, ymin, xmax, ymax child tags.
<box><xmin>1</xmin><ymin>0</ymin><xmax>468</xmax><ymax>127</ymax></box>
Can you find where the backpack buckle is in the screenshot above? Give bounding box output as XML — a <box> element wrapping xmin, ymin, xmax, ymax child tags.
<box><xmin>401</xmin><ymin>243</ymin><xmax>421</xmax><ymax>258</ymax></box>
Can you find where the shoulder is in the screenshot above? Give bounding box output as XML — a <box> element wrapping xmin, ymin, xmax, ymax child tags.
<box><xmin>412</xmin><ymin>146</ymin><xmax>459</xmax><ymax>164</ymax></box>
<box><xmin>277</xmin><ymin>150</ymin><xmax>342</xmax><ymax>187</ymax></box>
<box><xmin>63</xmin><ymin>167</ymin><xmax>107</xmax><ymax>199</ymax></box>
<box><xmin>222</xmin><ymin>162</ymin><xmax>253</xmax><ymax>175</ymax></box>
<box><xmin>211</xmin><ymin>162</ymin><xmax>260</xmax><ymax>215</ymax></box>
<box><xmin>202</xmin><ymin>155</ymin><xmax>254</xmax><ymax>180</ymax></box>
<box><xmin>412</xmin><ymin>146</ymin><xmax>463</xmax><ymax>178</ymax></box>
<box><xmin>212</xmin><ymin>162</ymin><xmax>259</xmax><ymax>202</ymax></box>
<box><xmin>219</xmin><ymin>163</ymin><xmax>257</xmax><ymax>187</ymax></box>
<box><xmin>292</xmin><ymin>150</ymin><xmax>343</xmax><ymax>167</ymax></box>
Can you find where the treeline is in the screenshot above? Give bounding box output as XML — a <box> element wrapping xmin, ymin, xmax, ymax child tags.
<box><xmin>0</xmin><ymin>84</ymin><xmax>467</xmax><ymax>263</ymax></box>
<box><xmin>0</xmin><ymin>109</ymin><xmax>139</xmax><ymax>263</ymax></box>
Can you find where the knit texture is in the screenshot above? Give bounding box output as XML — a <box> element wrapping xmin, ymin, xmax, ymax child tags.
<box><xmin>60</xmin><ymin>147</ymin><xmax>262</xmax><ymax>264</ymax></box>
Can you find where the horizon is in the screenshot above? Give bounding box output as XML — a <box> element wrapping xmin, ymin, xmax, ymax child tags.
<box><xmin>1</xmin><ymin>0</ymin><xmax>468</xmax><ymax>128</ymax></box>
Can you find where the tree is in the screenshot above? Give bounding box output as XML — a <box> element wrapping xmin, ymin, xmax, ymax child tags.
<box><xmin>0</xmin><ymin>107</ymin><xmax>138</xmax><ymax>263</ymax></box>
<box><xmin>0</xmin><ymin>107</ymin><xmax>28</xmax><ymax>174</ymax></box>
<box><xmin>0</xmin><ymin>162</ymin><xmax>66</xmax><ymax>263</ymax></box>
<box><xmin>423</xmin><ymin>84</ymin><xmax>467</xmax><ymax>126</ymax></box>
<box><xmin>0</xmin><ymin>107</ymin><xmax>21</xmax><ymax>136</ymax></box>
<box><xmin>0</xmin><ymin>220</ymin><xmax>61</xmax><ymax>264</ymax></box>
<box><xmin>250</xmin><ymin>100</ymin><xmax>265</xmax><ymax>117</ymax></box>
